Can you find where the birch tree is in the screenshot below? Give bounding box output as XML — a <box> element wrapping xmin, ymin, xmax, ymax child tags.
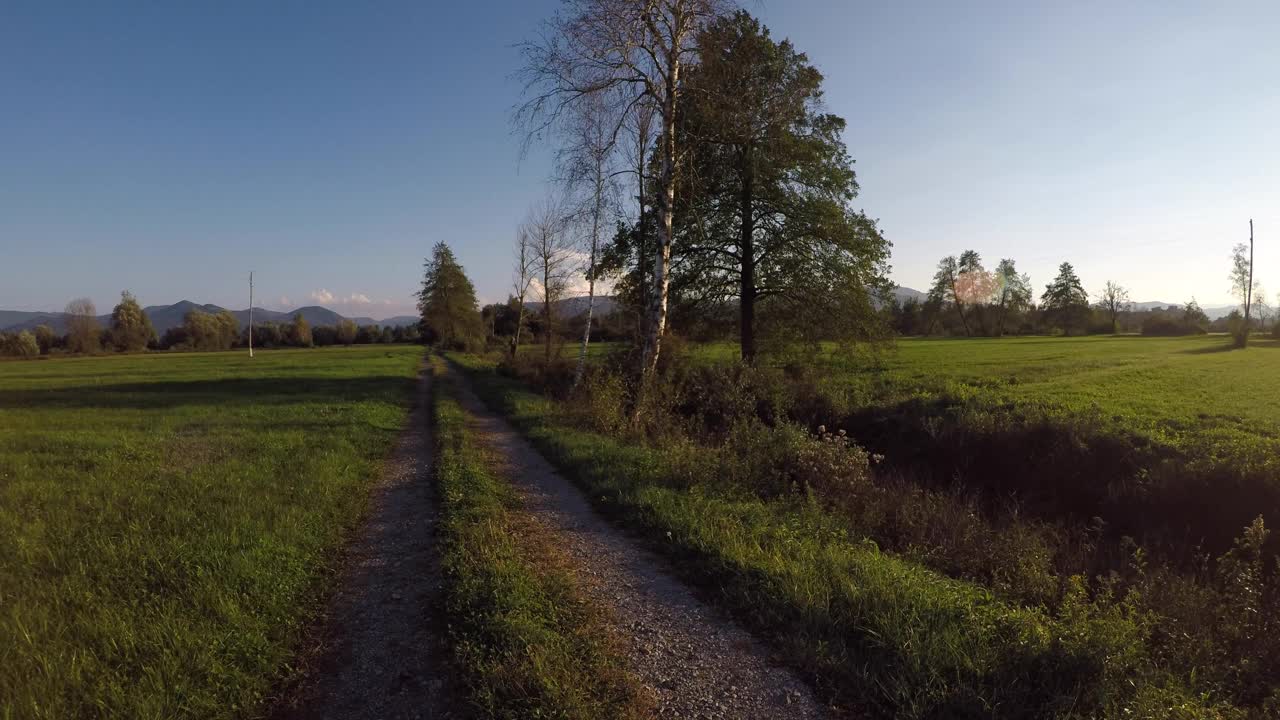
<box><xmin>518</xmin><ymin>0</ymin><xmax>730</xmax><ymax>375</ymax></box>
<box><xmin>510</xmin><ymin>226</ymin><xmax>537</xmax><ymax>358</ymax></box>
<box><xmin>561</xmin><ymin>94</ymin><xmax>619</xmax><ymax>388</ymax></box>
<box><xmin>527</xmin><ymin>198</ymin><xmax>574</xmax><ymax>363</ymax></box>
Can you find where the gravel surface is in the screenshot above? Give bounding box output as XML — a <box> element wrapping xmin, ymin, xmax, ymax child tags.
<box><xmin>272</xmin><ymin>367</ymin><xmax>452</xmax><ymax>720</ymax></box>
<box><xmin>449</xmin><ymin>365</ymin><xmax>829</xmax><ymax>720</ymax></box>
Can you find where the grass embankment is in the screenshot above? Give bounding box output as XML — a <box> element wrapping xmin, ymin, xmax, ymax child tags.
<box><xmin>0</xmin><ymin>346</ymin><xmax>423</xmax><ymax>719</ymax></box>
<box><xmin>691</xmin><ymin>335</ymin><xmax>1280</xmax><ymax>556</ymax></box>
<box><xmin>430</xmin><ymin>357</ymin><xmax>646</xmax><ymax>719</ymax></box>
<box><xmin>449</xmin><ymin>353</ymin><xmax>1232</xmax><ymax>719</ymax></box>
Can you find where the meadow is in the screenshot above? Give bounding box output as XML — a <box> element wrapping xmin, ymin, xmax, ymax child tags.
<box><xmin>465</xmin><ymin>332</ymin><xmax>1280</xmax><ymax>717</ymax></box>
<box><xmin>0</xmin><ymin>346</ymin><xmax>423</xmax><ymax>719</ymax></box>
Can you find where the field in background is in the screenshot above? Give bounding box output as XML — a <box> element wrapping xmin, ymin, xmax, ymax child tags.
<box><xmin>0</xmin><ymin>346</ymin><xmax>423</xmax><ymax>719</ymax></box>
<box><xmin>694</xmin><ymin>334</ymin><xmax>1280</xmax><ymax>434</ymax></box>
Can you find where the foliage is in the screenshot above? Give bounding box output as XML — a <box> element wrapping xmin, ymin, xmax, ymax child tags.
<box><xmin>286</xmin><ymin>313</ymin><xmax>313</xmax><ymax>347</ymax></box>
<box><xmin>334</xmin><ymin>318</ymin><xmax>357</xmax><ymax>346</ymax></box>
<box><xmin>452</xmin><ymin>352</ymin><xmax>1237</xmax><ymax>718</ymax></box>
<box><xmin>164</xmin><ymin>309</ymin><xmax>239</xmax><ymax>351</ymax></box>
<box><xmin>107</xmin><ymin>290</ymin><xmax>156</xmax><ymax>351</ymax></box>
<box><xmin>64</xmin><ymin>297</ymin><xmax>100</xmax><ymax>353</ymax></box>
<box><xmin>32</xmin><ymin>324</ymin><xmax>55</xmax><ymax>354</ymax></box>
<box><xmin>1</xmin><ymin>330</ymin><xmax>41</xmax><ymax>357</ymax></box>
<box><xmin>418</xmin><ymin>241</ymin><xmax>484</xmax><ymax>351</ymax></box>
<box><xmin>1041</xmin><ymin>262</ymin><xmax>1090</xmax><ymax>335</ymax></box>
<box><xmin>0</xmin><ymin>346</ymin><xmax>423</xmax><ymax>718</ymax></box>
<box><xmin>673</xmin><ymin>10</ymin><xmax>891</xmax><ymax>360</ymax></box>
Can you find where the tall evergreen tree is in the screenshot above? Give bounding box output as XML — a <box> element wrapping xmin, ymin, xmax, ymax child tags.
<box><xmin>673</xmin><ymin>11</ymin><xmax>890</xmax><ymax>360</ymax></box>
<box><xmin>1041</xmin><ymin>262</ymin><xmax>1090</xmax><ymax>335</ymax></box>
<box><xmin>417</xmin><ymin>242</ymin><xmax>483</xmax><ymax>350</ymax></box>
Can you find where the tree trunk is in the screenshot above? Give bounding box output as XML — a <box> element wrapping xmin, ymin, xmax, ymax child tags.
<box><xmin>641</xmin><ymin>59</ymin><xmax>680</xmax><ymax>377</ymax></box>
<box><xmin>573</xmin><ymin>180</ymin><xmax>603</xmax><ymax>390</ymax></box>
<box><xmin>511</xmin><ymin>299</ymin><xmax>525</xmax><ymax>358</ymax></box>
<box><xmin>738</xmin><ymin>147</ymin><xmax>756</xmax><ymax>363</ymax></box>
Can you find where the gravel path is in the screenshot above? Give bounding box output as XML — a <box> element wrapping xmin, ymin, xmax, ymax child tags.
<box><xmin>449</xmin><ymin>364</ymin><xmax>829</xmax><ymax>720</ymax></box>
<box><xmin>272</xmin><ymin>367</ymin><xmax>452</xmax><ymax>720</ymax></box>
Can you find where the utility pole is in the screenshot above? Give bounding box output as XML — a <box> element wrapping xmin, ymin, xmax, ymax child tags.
<box><xmin>1246</xmin><ymin>220</ymin><xmax>1254</xmax><ymax>340</ymax></box>
<box><xmin>249</xmin><ymin>271</ymin><xmax>254</xmax><ymax>358</ymax></box>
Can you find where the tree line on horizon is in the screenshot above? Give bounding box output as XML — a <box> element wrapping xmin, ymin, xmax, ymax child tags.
<box><xmin>0</xmin><ymin>291</ymin><xmax>422</xmax><ymax>358</ymax></box>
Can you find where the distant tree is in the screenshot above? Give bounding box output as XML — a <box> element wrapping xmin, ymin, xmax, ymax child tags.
<box><xmin>1183</xmin><ymin>298</ymin><xmax>1210</xmax><ymax>330</ymax></box>
<box><xmin>312</xmin><ymin>325</ymin><xmax>338</xmax><ymax>346</ymax></box>
<box><xmin>527</xmin><ymin>198</ymin><xmax>574</xmax><ymax>362</ymax></box>
<box><xmin>1095</xmin><ymin>281</ymin><xmax>1132</xmax><ymax>334</ymax></box>
<box><xmin>930</xmin><ymin>252</ymin><xmax>993</xmax><ymax>336</ymax></box>
<box><xmin>417</xmin><ymin>242</ymin><xmax>484</xmax><ymax>350</ymax></box>
<box><xmin>2</xmin><ymin>330</ymin><xmax>40</xmax><ymax>357</ymax></box>
<box><xmin>64</xmin><ymin>297</ymin><xmax>100</xmax><ymax>353</ymax></box>
<box><xmin>1230</xmin><ymin>242</ymin><xmax>1258</xmax><ymax>347</ymax></box>
<box><xmin>286</xmin><ymin>313</ymin><xmax>313</xmax><ymax>347</ymax></box>
<box><xmin>355</xmin><ymin>325</ymin><xmax>380</xmax><ymax>344</ymax></box>
<box><xmin>108</xmin><ymin>290</ymin><xmax>156</xmax><ymax>352</ymax></box>
<box><xmin>176</xmin><ymin>309</ymin><xmax>238</xmax><ymax>351</ymax></box>
<box><xmin>33</xmin><ymin>324</ymin><xmax>55</xmax><ymax>355</ymax></box>
<box><xmin>1041</xmin><ymin>262</ymin><xmax>1090</xmax><ymax>336</ymax></box>
<box><xmin>993</xmin><ymin>259</ymin><xmax>1032</xmax><ymax>336</ymax></box>
<box><xmin>509</xmin><ymin>226</ymin><xmax>538</xmax><ymax>357</ymax></box>
<box><xmin>335</xmin><ymin>318</ymin><xmax>358</xmax><ymax>346</ymax></box>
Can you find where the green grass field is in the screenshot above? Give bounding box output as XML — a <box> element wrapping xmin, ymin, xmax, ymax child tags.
<box><xmin>0</xmin><ymin>346</ymin><xmax>423</xmax><ymax>719</ymax></box>
<box><xmin>694</xmin><ymin>334</ymin><xmax>1280</xmax><ymax>435</ymax></box>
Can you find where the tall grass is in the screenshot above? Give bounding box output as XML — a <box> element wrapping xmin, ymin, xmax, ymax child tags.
<box><xmin>0</xmin><ymin>346</ymin><xmax>424</xmax><ymax>719</ymax></box>
<box><xmin>431</xmin><ymin>357</ymin><xmax>646</xmax><ymax>719</ymax></box>
<box><xmin>449</xmin><ymin>353</ymin><xmax>1244</xmax><ymax>719</ymax></box>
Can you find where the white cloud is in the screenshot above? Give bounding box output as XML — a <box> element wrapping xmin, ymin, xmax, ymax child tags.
<box><xmin>309</xmin><ymin>289</ymin><xmax>334</xmax><ymax>303</ymax></box>
<box><xmin>347</xmin><ymin>293</ymin><xmax>371</xmax><ymax>305</ymax></box>
<box><xmin>305</xmin><ymin>289</ymin><xmax>414</xmax><ymax>320</ymax></box>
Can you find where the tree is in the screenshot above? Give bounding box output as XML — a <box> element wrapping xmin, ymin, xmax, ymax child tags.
<box><xmin>287</xmin><ymin>313</ymin><xmax>313</xmax><ymax>347</ymax></box>
<box><xmin>109</xmin><ymin>290</ymin><xmax>156</xmax><ymax>351</ymax></box>
<box><xmin>417</xmin><ymin>242</ymin><xmax>483</xmax><ymax>350</ymax></box>
<box><xmin>510</xmin><ymin>226</ymin><xmax>537</xmax><ymax>357</ymax></box>
<box><xmin>527</xmin><ymin>198</ymin><xmax>574</xmax><ymax>363</ymax></box>
<box><xmin>993</xmin><ymin>259</ymin><xmax>1032</xmax><ymax>336</ymax></box>
<box><xmin>519</xmin><ymin>0</ymin><xmax>730</xmax><ymax>375</ymax></box>
<box><xmin>561</xmin><ymin>92</ymin><xmax>619</xmax><ymax>386</ymax></box>
<box><xmin>174</xmin><ymin>309</ymin><xmax>238</xmax><ymax>351</ymax></box>
<box><xmin>2</xmin><ymin>331</ymin><xmax>40</xmax><ymax>358</ymax></box>
<box><xmin>1041</xmin><ymin>262</ymin><xmax>1090</xmax><ymax>335</ymax></box>
<box><xmin>1230</xmin><ymin>239</ymin><xmax>1258</xmax><ymax>347</ymax></box>
<box><xmin>335</xmin><ymin>319</ymin><xmax>358</xmax><ymax>346</ymax></box>
<box><xmin>64</xmin><ymin>298</ymin><xmax>100</xmax><ymax>353</ymax></box>
<box><xmin>672</xmin><ymin>11</ymin><xmax>890</xmax><ymax>360</ymax></box>
<box><xmin>928</xmin><ymin>252</ymin><xmax>992</xmax><ymax>336</ymax></box>
<box><xmin>1095</xmin><ymin>281</ymin><xmax>1132</xmax><ymax>335</ymax></box>
<box><xmin>33</xmin><ymin>325</ymin><xmax>55</xmax><ymax>354</ymax></box>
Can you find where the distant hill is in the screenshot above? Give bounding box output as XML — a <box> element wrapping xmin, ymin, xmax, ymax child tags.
<box><xmin>525</xmin><ymin>295</ymin><xmax>618</xmax><ymax>318</ymax></box>
<box><xmin>1</xmin><ymin>301</ymin><xmax>416</xmax><ymax>334</ymax></box>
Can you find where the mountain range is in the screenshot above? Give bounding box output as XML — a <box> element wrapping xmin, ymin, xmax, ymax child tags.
<box><xmin>2</xmin><ymin>290</ymin><xmax>1246</xmax><ymax>335</ymax></box>
<box><xmin>0</xmin><ymin>301</ymin><xmax>420</xmax><ymax>334</ymax></box>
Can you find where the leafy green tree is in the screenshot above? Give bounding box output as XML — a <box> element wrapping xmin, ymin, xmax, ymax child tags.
<box><xmin>33</xmin><ymin>325</ymin><xmax>55</xmax><ymax>354</ymax></box>
<box><xmin>335</xmin><ymin>318</ymin><xmax>358</xmax><ymax>346</ymax></box>
<box><xmin>993</xmin><ymin>259</ymin><xmax>1032</xmax><ymax>336</ymax></box>
<box><xmin>109</xmin><ymin>291</ymin><xmax>156</xmax><ymax>351</ymax></box>
<box><xmin>286</xmin><ymin>313</ymin><xmax>313</xmax><ymax>347</ymax></box>
<box><xmin>674</xmin><ymin>11</ymin><xmax>891</xmax><ymax>359</ymax></box>
<box><xmin>176</xmin><ymin>309</ymin><xmax>238</xmax><ymax>351</ymax></box>
<box><xmin>929</xmin><ymin>252</ymin><xmax>992</xmax><ymax>336</ymax></box>
<box><xmin>1041</xmin><ymin>262</ymin><xmax>1090</xmax><ymax>335</ymax></box>
<box><xmin>417</xmin><ymin>242</ymin><xmax>483</xmax><ymax>350</ymax></box>
<box><xmin>64</xmin><ymin>297</ymin><xmax>100</xmax><ymax>353</ymax></box>
<box><xmin>1</xmin><ymin>331</ymin><xmax>40</xmax><ymax>357</ymax></box>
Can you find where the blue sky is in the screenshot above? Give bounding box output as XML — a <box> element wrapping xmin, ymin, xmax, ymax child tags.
<box><xmin>2</xmin><ymin>1</ymin><xmax>1277</xmax><ymax>318</ymax></box>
